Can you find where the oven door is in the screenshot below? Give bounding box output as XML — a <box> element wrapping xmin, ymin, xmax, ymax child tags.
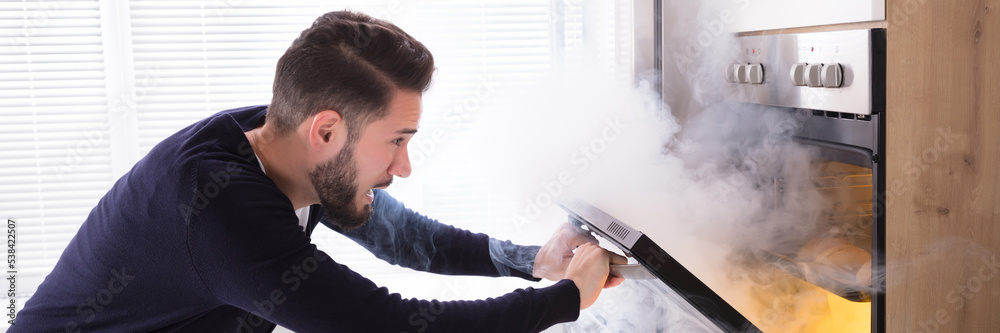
<box><xmin>560</xmin><ymin>161</ymin><xmax>882</xmax><ymax>332</ymax></box>
<box><xmin>556</xmin><ymin>110</ymin><xmax>885</xmax><ymax>333</ymax></box>
<box><xmin>559</xmin><ymin>199</ymin><xmax>761</xmax><ymax>333</ymax></box>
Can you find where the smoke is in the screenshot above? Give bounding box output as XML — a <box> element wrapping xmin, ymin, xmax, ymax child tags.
<box><xmin>560</xmin><ymin>99</ymin><xmax>879</xmax><ymax>332</ymax></box>
<box><xmin>450</xmin><ymin>1</ymin><xmax>884</xmax><ymax>331</ymax></box>
<box><xmin>567</xmin><ymin>278</ymin><xmax>722</xmax><ymax>333</ymax></box>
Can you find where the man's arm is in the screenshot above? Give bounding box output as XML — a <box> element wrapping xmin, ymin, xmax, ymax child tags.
<box><xmin>321</xmin><ymin>190</ymin><xmax>541</xmax><ymax>279</ymax></box>
<box><xmin>188</xmin><ymin>178</ymin><xmax>581</xmax><ymax>332</ymax></box>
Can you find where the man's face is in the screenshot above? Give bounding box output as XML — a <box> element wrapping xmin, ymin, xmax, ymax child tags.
<box><xmin>310</xmin><ymin>90</ymin><xmax>421</xmax><ymax>230</ymax></box>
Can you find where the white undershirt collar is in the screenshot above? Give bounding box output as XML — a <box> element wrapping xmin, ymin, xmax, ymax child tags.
<box><xmin>254</xmin><ymin>153</ymin><xmax>310</xmax><ymax>232</ymax></box>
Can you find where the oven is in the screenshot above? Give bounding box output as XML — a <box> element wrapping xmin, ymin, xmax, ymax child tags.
<box><xmin>560</xmin><ymin>2</ymin><xmax>885</xmax><ymax>332</ymax></box>
<box><xmin>726</xmin><ymin>27</ymin><xmax>886</xmax><ymax>333</ymax></box>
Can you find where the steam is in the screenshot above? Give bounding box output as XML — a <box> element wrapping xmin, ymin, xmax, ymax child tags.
<box><xmin>449</xmin><ymin>1</ymin><xmax>884</xmax><ymax>331</ymax></box>
<box><xmin>567</xmin><ymin>279</ymin><xmax>722</xmax><ymax>333</ymax></box>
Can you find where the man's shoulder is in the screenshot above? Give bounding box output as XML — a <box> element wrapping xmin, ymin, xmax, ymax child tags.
<box><xmin>169</xmin><ymin>105</ymin><xmax>267</xmax><ymax>154</ymax></box>
<box><xmin>150</xmin><ymin>105</ymin><xmax>280</xmax><ymax>223</ymax></box>
<box><xmin>178</xmin><ymin>154</ymin><xmax>279</xmax><ymax>225</ymax></box>
<box><xmin>141</xmin><ymin>105</ymin><xmax>266</xmax><ymax>163</ymax></box>
<box><xmin>185</xmin><ymin>106</ymin><xmax>271</xmax><ymax>195</ymax></box>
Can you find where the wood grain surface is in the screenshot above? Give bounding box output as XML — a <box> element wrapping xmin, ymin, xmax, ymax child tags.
<box><xmin>885</xmin><ymin>0</ymin><xmax>1000</xmax><ymax>332</ymax></box>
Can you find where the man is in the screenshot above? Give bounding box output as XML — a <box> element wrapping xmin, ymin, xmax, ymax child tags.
<box><xmin>11</xmin><ymin>10</ymin><xmax>625</xmax><ymax>333</ymax></box>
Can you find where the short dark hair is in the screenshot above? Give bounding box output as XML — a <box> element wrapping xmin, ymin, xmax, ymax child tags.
<box><xmin>268</xmin><ymin>10</ymin><xmax>434</xmax><ymax>139</ymax></box>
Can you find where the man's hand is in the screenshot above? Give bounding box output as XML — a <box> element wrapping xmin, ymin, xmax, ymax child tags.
<box><xmin>533</xmin><ymin>223</ymin><xmax>601</xmax><ymax>281</ymax></box>
<box><xmin>565</xmin><ymin>243</ymin><xmax>627</xmax><ymax>310</ymax></box>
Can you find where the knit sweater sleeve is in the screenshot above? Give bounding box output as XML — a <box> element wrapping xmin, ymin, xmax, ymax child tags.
<box><xmin>321</xmin><ymin>190</ymin><xmax>541</xmax><ymax>280</ymax></box>
<box><xmin>186</xmin><ymin>162</ymin><xmax>579</xmax><ymax>332</ymax></box>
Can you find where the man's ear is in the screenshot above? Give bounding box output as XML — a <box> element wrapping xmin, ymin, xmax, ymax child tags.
<box><xmin>308</xmin><ymin>110</ymin><xmax>344</xmax><ymax>150</ymax></box>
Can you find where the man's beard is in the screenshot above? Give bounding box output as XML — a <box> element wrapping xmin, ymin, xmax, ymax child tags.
<box><xmin>309</xmin><ymin>142</ymin><xmax>373</xmax><ymax>231</ymax></box>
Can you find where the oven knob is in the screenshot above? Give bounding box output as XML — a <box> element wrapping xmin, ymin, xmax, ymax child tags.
<box><xmin>748</xmin><ymin>63</ymin><xmax>764</xmax><ymax>84</ymax></box>
<box><xmin>736</xmin><ymin>64</ymin><xmax>749</xmax><ymax>83</ymax></box>
<box><xmin>789</xmin><ymin>63</ymin><xmax>807</xmax><ymax>86</ymax></box>
<box><xmin>804</xmin><ymin>63</ymin><xmax>823</xmax><ymax>87</ymax></box>
<box><xmin>822</xmin><ymin>63</ymin><xmax>843</xmax><ymax>88</ymax></box>
<box><xmin>725</xmin><ymin>64</ymin><xmax>740</xmax><ymax>83</ymax></box>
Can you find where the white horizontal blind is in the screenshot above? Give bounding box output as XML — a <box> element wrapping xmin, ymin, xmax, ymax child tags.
<box><xmin>129</xmin><ymin>1</ymin><xmax>389</xmax><ymax>156</ymax></box>
<box><xmin>0</xmin><ymin>0</ymin><xmax>111</xmax><ymax>322</ymax></box>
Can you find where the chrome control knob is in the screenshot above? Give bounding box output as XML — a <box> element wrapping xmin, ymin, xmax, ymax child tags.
<box><xmin>804</xmin><ymin>63</ymin><xmax>823</xmax><ymax>87</ymax></box>
<box><xmin>747</xmin><ymin>63</ymin><xmax>764</xmax><ymax>84</ymax></box>
<box><xmin>736</xmin><ymin>64</ymin><xmax>749</xmax><ymax>83</ymax></box>
<box><xmin>822</xmin><ymin>63</ymin><xmax>843</xmax><ymax>88</ymax></box>
<box><xmin>789</xmin><ymin>63</ymin><xmax>807</xmax><ymax>86</ymax></box>
<box><xmin>725</xmin><ymin>64</ymin><xmax>740</xmax><ymax>83</ymax></box>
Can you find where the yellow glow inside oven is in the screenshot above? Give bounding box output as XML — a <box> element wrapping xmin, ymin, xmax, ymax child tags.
<box><xmin>741</xmin><ymin>278</ymin><xmax>872</xmax><ymax>333</ymax></box>
<box><xmin>823</xmin><ymin>290</ymin><xmax>871</xmax><ymax>332</ymax></box>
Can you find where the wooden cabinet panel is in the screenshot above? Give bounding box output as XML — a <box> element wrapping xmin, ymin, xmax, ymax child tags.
<box><xmin>886</xmin><ymin>0</ymin><xmax>1000</xmax><ymax>332</ymax></box>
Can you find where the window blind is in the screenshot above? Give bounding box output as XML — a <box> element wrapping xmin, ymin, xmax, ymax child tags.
<box><xmin>0</xmin><ymin>0</ymin><xmax>111</xmax><ymax>322</ymax></box>
<box><xmin>129</xmin><ymin>1</ymin><xmax>390</xmax><ymax>156</ymax></box>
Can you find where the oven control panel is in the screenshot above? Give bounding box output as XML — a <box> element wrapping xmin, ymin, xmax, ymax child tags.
<box><xmin>726</xmin><ymin>29</ymin><xmax>884</xmax><ymax>116</ymax></box>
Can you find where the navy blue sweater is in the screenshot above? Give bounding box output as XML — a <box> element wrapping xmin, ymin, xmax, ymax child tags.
<box><xmin>11</xmin><ymin>106</ymin><xmax>579</xmax><ymax>332</ymax></box>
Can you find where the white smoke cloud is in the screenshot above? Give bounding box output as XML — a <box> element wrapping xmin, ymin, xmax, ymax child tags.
<box><xmin>451</xmin><ymin>0</ymin><xmax>884</xmax><ymax>331</ymax></box>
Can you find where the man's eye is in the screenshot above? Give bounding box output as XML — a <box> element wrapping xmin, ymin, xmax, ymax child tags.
<box><xmin>392</xmin><ymin>138</ymin><xmax>404</xmax><ymax>146</ymax></box>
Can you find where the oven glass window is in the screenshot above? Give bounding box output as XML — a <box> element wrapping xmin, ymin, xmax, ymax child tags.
<box><xmin>741</xmin><ymin>158</ymin><xmax>873</xmax><ymax>332</ymax></box>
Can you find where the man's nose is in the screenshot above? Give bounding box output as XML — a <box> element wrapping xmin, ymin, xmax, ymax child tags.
<box><xmin>388</xmin><ymin>146</ymin><xmax>411</xmax><ymax>178</ymax></box>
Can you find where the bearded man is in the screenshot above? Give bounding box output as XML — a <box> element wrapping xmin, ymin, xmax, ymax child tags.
<box><xmin>12</xmin><ymin>10</ymin><xmax>624</xmax><ymax>333</ymax></box>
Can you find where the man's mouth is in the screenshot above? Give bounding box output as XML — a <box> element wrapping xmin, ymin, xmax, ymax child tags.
<box><xmin>364</xmin><ymin>179</ymin><xmax>392</xmax><ymax>203</ymax></box>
